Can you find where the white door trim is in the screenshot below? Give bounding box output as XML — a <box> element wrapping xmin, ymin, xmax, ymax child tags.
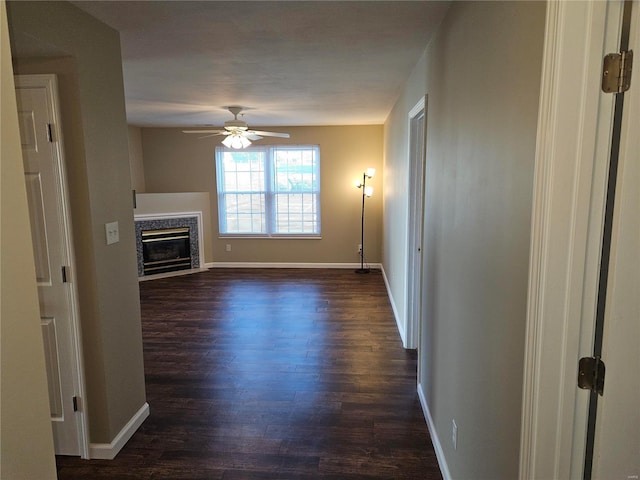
<box><xmin>404</xmin><ymin>96</ymin><xmax>427</xmax><ymax>350</ymax></box>
<box><xmin>15</xmin><ymin>74</ymin><xmax>89</xmax><ymax>459</ymax></box>
<box><xmin>519</xmin><ymin>1</ymin><xmax>622</xmax><ymax>478</ymax></box>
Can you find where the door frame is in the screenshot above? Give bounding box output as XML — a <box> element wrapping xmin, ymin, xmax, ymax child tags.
<box><xmin>519</xmin><ymin>1</ymin><xmax>625</xmax><ymax>478</ymax></box>
<box><xmin>404</xmin><ymin>96</ymin><xmax>427</xmax><ymax>350</ymax></box>
<box><xmin>15</xmin><ymin>74</ymin><xmax>89</xmax><ymax>459</ymax></box>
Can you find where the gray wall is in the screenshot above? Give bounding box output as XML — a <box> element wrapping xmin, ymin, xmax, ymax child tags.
<box><xmin>384</xmin><ymin>2</ymin><xmax>545</xmax><ymax>478</ymax></box>
<box><xmin>141</xmin><ymin>125</ymin><xmax>383</xmax><ymax>265</ymax></box>
<box><xmin>382</xmin><ymin>46</ymin><xmax>428</xmax><ymax>341</ymax></box>
<box><xmin>8</xmin><ymin>0</ymin><xmax>146</xmax><ymax>444</ymax></box>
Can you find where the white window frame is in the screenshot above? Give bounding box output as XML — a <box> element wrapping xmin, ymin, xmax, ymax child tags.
<box><xmin>215</xmin><ymin>145</ymin><xmax>321</xmax><ymax>237</ymax></box>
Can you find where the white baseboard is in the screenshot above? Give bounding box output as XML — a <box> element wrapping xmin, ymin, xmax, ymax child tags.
<box><xmin>418</xmin><ymin>384</ymin><xmax>451</xmax><ymax>480</ymax></box>
<box><xmin>206</xmin><ymin>262</ymin><xmax>382</xmax><ymax>269</ymax></box>
<box><xmin>89</xmin><ymin>402</ymin><xmax>149</xmax><ymax>460</ymax></box>
<box><xmin>380</xmin><ymin>265</ymin><xmax>407</xmax><ymax>347</ymax></box>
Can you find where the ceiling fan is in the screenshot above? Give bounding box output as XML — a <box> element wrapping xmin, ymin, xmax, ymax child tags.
<box><xmin>182</xmin><ymin>106</ymin><xmax>290</xmax><ymax>149</ymax></box>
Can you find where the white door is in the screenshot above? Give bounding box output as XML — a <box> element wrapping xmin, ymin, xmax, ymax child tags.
<box><xmin>519</xmin><ymin>1</ymin><xmax>638</xmax><ymax>477</ymax></box>
<box><xmin>15</xmin><ymin>74</ymin><xmax>88</xmax><ymax>457</ymax></box>
<box><xmin>589</xmin><ymin>1</ymin><xmax>640</xmax><ymax>475</ymax></box>
<box><xmin>405</xmin><ymin>97</ymin><xmax>427</xmax><ymax>349</ymax></box>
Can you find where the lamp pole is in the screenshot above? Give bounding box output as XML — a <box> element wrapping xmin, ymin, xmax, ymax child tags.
<box><xmin>355</xmin><ymin>168</ymin><xmax>374</xmax><ymax>274</ymax></box>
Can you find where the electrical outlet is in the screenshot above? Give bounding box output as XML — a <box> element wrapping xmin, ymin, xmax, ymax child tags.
<box><xmin>452</xmin><ymin>419</ymin><xmax>458</xmax><ymax>450</ymax></box>
<box><xmin>357</xmin><ymin>244</ymin><xmax>362</xmax><ymax>254</ymax></box>
<box><xmin>226</xmin><ymin>244</ymin><xmax>232</xmax><ymax>252</ymax></box>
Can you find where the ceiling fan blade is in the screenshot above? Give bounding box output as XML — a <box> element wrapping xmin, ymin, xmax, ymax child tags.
<box><xmin>245</xmin><ymin>133</ymin><xmax>263</xmax><ymax>141</ymax></box>
<box><xmin>248</xmin><ymin>130</ymin><xmax>290</xmax><ymax>138</ymax></box>
<box><xmin>182</xmin><ymin>129</ymin><xmax>225</xmax><ymax>134</ymax></box>
<box><xmin>198</xmin><ymin>134</ymin><xmax>222</xmax><ymax>139</ymax></box>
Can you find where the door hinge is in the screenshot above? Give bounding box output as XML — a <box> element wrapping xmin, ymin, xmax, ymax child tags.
<box><xmin>602</xmin><ymin>50</ymin><xmax>633</xmax><ymax>93</ymax></box>
<box><xmin>578</xmin><ymin>356</ymin><xmax>606</xmax><ymax>396</ymax></box>
<box><xmin>72</xmin><ymin>396</ymin><xmax>79</xmax><ymax>412</ymax></box>
<box><xmin>61</xmin><ymin>266</ymin><xmax>69</xmax><ymax>283</ymax></box>
<box><xmin>46</xmin><ymin>123</ymin><xmax>53</xmax><ymax>142</ymax></box>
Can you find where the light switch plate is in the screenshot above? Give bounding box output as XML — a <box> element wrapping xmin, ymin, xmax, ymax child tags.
<box><xmin>105</xmin><ymin>221</ymin><xmax>119</xmax><ymax>245</ymax></box>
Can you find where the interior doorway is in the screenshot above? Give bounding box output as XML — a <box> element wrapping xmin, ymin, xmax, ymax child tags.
<box><xmin>405</xmin><ymin>96</ymin><xmax>427</xmax><ymax>350</ymax></box>
<box><xmin>15</xmin><ymin>74</ymin><xmax>88</xmax><ymax>457</ymax></box>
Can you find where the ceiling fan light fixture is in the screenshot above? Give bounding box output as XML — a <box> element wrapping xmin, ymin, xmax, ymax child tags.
<box><xmin>222</xmin><ymin>134</ymin><xmax>251</xmax><ymax>149</ymax></box>
<box><xmin>183</xmin><ymin>107</ymin><xmax>289</xmax><ymax>146</ymax></box>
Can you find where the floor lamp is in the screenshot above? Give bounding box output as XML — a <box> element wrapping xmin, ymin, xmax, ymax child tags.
<box><xmin>355</xmin><ymin>168</ymin><xmax>375</xmax><ymax>274</ymax></box>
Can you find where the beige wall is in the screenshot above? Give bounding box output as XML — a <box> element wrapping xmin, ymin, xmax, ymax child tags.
<box><xmin>8</xmin><ymin>1</ymin><xmax>146</xmax><ymax>444</ymax></box>
<box><xmin>0</xmin><ymin>1</ymin><xmax>57</xmax><ymax>478</ymax></box>
<box><xmin>128</xmin><ymin>125</ymin><xmax>146</xmax><ymax>193</ymax></box>
<box><xmin>141</xmin><ymin>125</ymin><xmax>383</xmax><ymax>265</ymax></box>
<box><xmin>384</xmin><ymin>1</ymin><xmax>545</xmax><ymax>478</ymax></box>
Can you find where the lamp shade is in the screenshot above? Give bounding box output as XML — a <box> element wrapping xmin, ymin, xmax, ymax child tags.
<box><xmin>366</xmin><ymin>168</ymin><xmax>376</xmax><ymax>178</ymax></box>
<box><xmin>364</xmin><ymin>186</ymin><xmax>373</xmax><ymax>197</ymax></box>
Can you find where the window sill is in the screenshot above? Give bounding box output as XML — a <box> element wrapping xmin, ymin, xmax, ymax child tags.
<box><xmin>218</xmin><ymin>235</ymin><xmax>322</xmax><ymax>240</ymax></box>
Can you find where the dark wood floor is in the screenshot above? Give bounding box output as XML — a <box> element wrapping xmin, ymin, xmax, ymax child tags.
<box><xmin>56</xmin><ymin>268</ymin><xmax>442</xmax><ymax>479</ymax></box>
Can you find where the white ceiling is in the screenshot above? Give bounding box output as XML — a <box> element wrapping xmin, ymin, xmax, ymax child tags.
<box><xmin>70</xmin><ymin>1</ymin><xmax>450</xmax><ymax>128</ymax></box>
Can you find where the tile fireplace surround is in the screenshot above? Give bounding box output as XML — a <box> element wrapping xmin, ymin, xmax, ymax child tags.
<box><xmin>134</xmin><ymin>214</ymin><xmax>201</xmax><ymax>276</ymax></box>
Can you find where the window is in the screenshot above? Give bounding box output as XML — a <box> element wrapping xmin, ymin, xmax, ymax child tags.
<box><xmin>215</xmin><ymin>145</ymin><xmax>321</xmax><ymax>236</ymax></box>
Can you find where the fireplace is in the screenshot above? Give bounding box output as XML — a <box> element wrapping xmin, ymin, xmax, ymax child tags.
<box><xmin>134</xmin><ymin>214</ymin><xmax>201</xmax><ymax>277</ymax></box>
<box><xmin>141</xmin><ymin>227</ymin><xmax>191</xmax><ymax>275</ymax></box>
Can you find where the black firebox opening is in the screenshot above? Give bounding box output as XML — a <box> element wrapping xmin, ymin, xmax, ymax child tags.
<box><xmin>141</xmin><ymin>227</ymin><xmax>191</xmax><ymax>275</ymax></box>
